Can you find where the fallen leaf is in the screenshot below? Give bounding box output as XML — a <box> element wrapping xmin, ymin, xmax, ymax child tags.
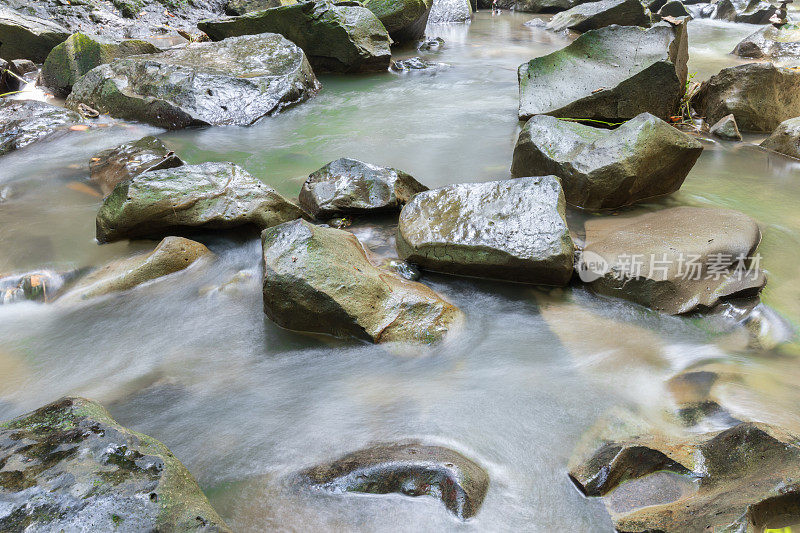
<box><xmin>66</xmin><ymin>181</ymin><xmax>102</xmax><ymax>198</ymax></box>
<box><xmin>69</xmin><ymin>124</ymin><xmax>90</xmax><ymax>131</ymax></box>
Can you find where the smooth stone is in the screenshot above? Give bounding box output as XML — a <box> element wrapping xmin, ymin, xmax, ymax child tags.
<box><xmin>96</xmin><ymin>161</ymin><xmax>306</xmax><ymax>243</ymax></box>
<box><xmin>733</xmin><ymin>23</ymin><xmax>800</xmax><ymax>61</ymax></box>
<box><xmin>712</xmin><ymin>0</ymin><xmax>774</xmax><ymax>23</ymax></box>
<box><xmin>693</xmin><ymin>62</ymin><xmax>800</xmax><ymax>133</ymax></box>
<box><xmin>0</xmin><ymin>8</ymin><xmax>70</xmax><ymax>62</ymax></box>
<box><xmin>363</xmin><ymin>0</ymin><xmax>432</xmax><ymax>42</ymax></box>
<box><xmin>396</xmin><ymin>176</ymin><xmax>575</xmax><ymax>285</ymax></box>
<box><xmin>0</xmin><ymin>99</ymin><xmax>84</xmax><ymax>157</ymax></box>
<box><xmin>511</xmin><ymin>113</ymin><xmax>703</xmax><ymax>210</ymax></box>
<box><xmin>518</xmin><ymin>22</ymin><xmax>688</xmax><ymax>122</ymax></box>
<box><xmin>57</xmin><ymin>237</ymin><xmax>211</xmax><ymax>303</ymax></box>
<box><xmin>298</xmin><ymin>442</ymin><xmax>489</xmax><ymax>519</ymax></box>
<box><xmin>298</xmin><ymin>157</ymin><xmax>428</xmax><ymax>218</ymax></box>
<box><xmin>428</xmin><ymin>0</ymin><xmax>472</xmax><ymax>23</ymax></box>
<box><xmin>199</xmin><ymin>1</ymin><xmax>391</xmax><ymax>73</ymax></box>
<box><xmin>657</xmin><ymin>0</ymin><xmax>690</xmax><ymax>16</ymax></box>
<box><xmin>40</xmin><ymin>32</ymin><xmax>160</xmax><ymax>97</ymax></box>
<box><xmin>760</xmin><ymin>116</ymin><xmax>800</xmax><ymax>160</ymax></box>
<box><xmin>709</xmin><ymin>113</ymin><xmax>742</xmax><ymax>141</ymax></box>
<box><xmin>0</xmin><ymin>397</ymin><xmax>231</xmax><ymax>532</ymax></box>
<box><xmin>226</xmin><ymin>0</ymin><xmax>297</xmax><ymax>15</ymax></box>
<box><xmin>261</xmin><ymin>219</ymin><xmax>463</xmax><ymax>343</ymax></box>
<box><xmin>90</xmin><ymin>136</ymin><xmax>184</xmax><ymax>197</ymax></box>
<box><xmin>66</xmin><ymin>33</ymin><xmax>320</xmax><ymax>129</ymax></box>
<box><xmin>579</xmin><ymin>206</ymin><xmax>767</xmax><ymax>314</ymax></box>
<box><xmin>546</xmin><ymin>0</ymin><xmax>650</xmax><ymax>33</ymax></box>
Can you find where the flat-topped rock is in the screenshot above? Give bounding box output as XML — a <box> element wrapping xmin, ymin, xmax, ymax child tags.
<box><xmin>733</xmin><ymin>23</ymin><xmax>800</xmax><ymax>61</ymax></box>
<box><xmin>0</xmin><ymin>99</ymin><xmax>85</xmax><ymax>157</ymax></box>
<box><xmin>396</xmin><ymin>176</ymin><xmax>575</xmax><ymax>285</ymax></box>
<box><xmin>760</xmin><ymin>116</ymin><xmax>800</xmax><ymax>159</ymax></box>
<box><xmin>0</xmin><ymin>8</ymin><xmax>70</xmax><ymax>62</ymax></box>
<box><xmin>546</xmin><ymin>0</ymin><xmax>649</xmax><ymax>33</ymax></box>
<box><xmin>90</xmin><ymin>136</ymin><xmax>185</xmax><ymax>197</ymax></box>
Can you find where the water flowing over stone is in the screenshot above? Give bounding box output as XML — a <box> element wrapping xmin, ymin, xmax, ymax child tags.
<box><xmin>0</xmin><ymin>100</ymin><xmax>85</xmax><ymax>157</ymax></box>
<box><xmin>733</xmin><ymin>23</ymin><xmax>800</xmax><ymax>61</ymax></box>
<box><xmin>90</xmin><ymin>136</ymin><xmax>185</xmax><ymax>197</ymax></box>
<box><xmin>428</xmin><ymin>0</ymin><xmax>472</xmax><ymax>23</ymax></box>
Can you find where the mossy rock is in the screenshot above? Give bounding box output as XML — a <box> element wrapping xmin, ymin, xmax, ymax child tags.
<box><xmin>226</xmin><ymin>0</ymin><xmax>297</xmax><ymax>15</ymax></box>
<box><xmin>363</xmin><ymin>0</ymin><xmax>432</xmax><ymax>42</ymax></box>
<box><xmin>0</xmin><ymin>8</ymin><xmax>70</xmax><ymax>62</ymax></box>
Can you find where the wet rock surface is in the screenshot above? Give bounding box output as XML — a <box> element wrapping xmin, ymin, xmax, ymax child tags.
<box><xmin>396</xmin><ymin>176</ymin><xmax>575</xmax><ymax>285</ymax></box>
<box><xmin>0</xmin><ymin>8</ymin><xmax>70</xmax><ymax>63</ymax></box>
<box><xmin>226</xmin><ymin>0</ymin><xmax>297</xmax><ymax>15</ymax></box>
<box><xmin>428</xmin><ymin>0</ymin><xmax>472</xmax><ymax>23</ymax></box>
<box><xmin>693</xmin><ymin>62</ymin><xmax>800</xmax><ymax>133</ymax></box>
<box><xmin>511</xmin><ymin>113</ymin><xmax>703</xmax><ymax>210</ymax></box>
<box><xmin>199</xmin><ymin>1</ymin><xmax>391</xmax><ymax>73</ymax></box>
<box><xmin>363</xmin><ymin>0</ymin><xmax>432</xmax><ymax>42</ymax></box>
<box><xmin>657</xmin><ymin>0</ymin><xmax>690</xmax><ymax>16</ymax></box>
<box><xmin>298</xmin><ymin>442</ymin><xmax>489</xmax><ymax>519</ymax></box>
<box><xmin>709</xmin><ymin>113</ymin><xmax>742</xmax><ymax>140</ymax></box>
<box><xmin>518</xmin><ymin>22</ymin><xmax>688</xmax><ymax>122</ymax></box>
<box><xmin>579</xmin><ymin>206</ymin><xmax>767</xmax><ymax>314</ymax></box>
<box><xmin>96</xmin><ymin>162</ymin><xmax>305</xmax><ymax>243</ymax></box>
<box><xmin>546</xmin><ymin>0</ymin><xmax>649</xmax><ymax>33</ymax></box>
<box><xmin>299</xmin><ymin>157</ymin><xmax>428</xmax><ymax>218</ymax></box>
<box><xmin>493</xmin><ymin>0</ymin><xmax>589</xmax><ymax>12</ymax></box>
<box><xmin>0</xmin><ymin>99</ymin><xmax>85</xmax><ymax>157</ymax></box>
<box><xmin>733</xmin><ymin>23</ymin><xmax>800</xmax><ymax>60</ymax></box>
<box><xmin>0</xmin><ymin>269</ymin><xmax>78</xmax><ymax>304</ymax></box>
<box><xmin>261</xmin><ymin>219</ymin><xmax>463</xmax><ymax>343</ymax></box>
<box><xmin>760</xmin><ymin>116</ymin><xmax>800</xmax><ymax>160</ymax></box>
<box><xmin>711</xmin><ymin>0</ymin><xmax>775</xmax><ymax>23</ymax></box>
<box><xmin>67</xmin><ymin>33</ymin><xmax>320</xmax><ymax>129</ymax></box>
<box><xmin>90</xmin><ymin>136</ymin><xmax>185</xmax><ymax>197</ymax></box>
<box><xmin>391</xmin><ymin>56</ymin><xmax>448</xmax><ymax>72</ymax></box>
<box><xmin>0</xmin><ymin>396</ymin><xmax>230</xmax><ymax>532</ymax></box>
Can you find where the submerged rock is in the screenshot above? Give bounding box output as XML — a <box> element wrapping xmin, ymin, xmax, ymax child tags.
<box><xmin>0</xmin><ymin>8</ymin><xmax>70</xmax><ymax>62</ymax></box>
<box><xmin>417</xmin><ymin>36</ymin><xmax>444</xmax><ymax>51</ymax></box>
<box><xmin>261</xmin><ymin>219</ymin><xmax>463</xmax><ymax>343</ymax></box>
<box><xmin>391</xmin><ymin>56</ymin><xmax>448</xmax><ymax>72</ymax></box>
<box><xmin>733</xmin><ymin>23</ymin><xmax>800</xmax><ymax>60</ymax></box>
<box><xmin>518</xmin><ymin>22</ymin><xmax>688</xmax><ymax>122</ymax></box>
<box><xmin>67</xmin><ymin>33</ymin><xmax>319</xmax><ymax>129</ymax></box>
<box><xmin>579</xmin><ymin>206</ymin><xmax>766</xmax><ymax>314</ymax></box>
<box><xmin>0</xmin><ymin>397</ymin><xmax>230</xmax><ymax>531</ymax></box>
<box><xmin>511</xmin><ymin>113</ymin><xmax>703</xmax><ymax>210</ymax></box>
<box><xmin>709</xmin><ymin>113</ymin><xmax>742</xmax><ymax>141</ymax></box>
<box><xmin>693</xmin><ymin>63</ymin><xmax>800</xmax><ymax>133</ymax></box>
<box><xmin>40</xmin><ymin>32</ymin><xmax>160</xmax><ymax>98</ymax></box>
<box><xmin>0</xmin><ymin>99</ymin><xmax>84</xmax><ymax>157</ymax></box>
<box><xmin>96</xmin><ymin>162</ymin><xmax>305</xmax><ymax>243</ymax></box>
<box><xmin>546</xmin><ymin>0</ymin><xmax>649</xmax><ymax>33</ymax></box>
<box><xmin>0</xmin><ymin>269</ymin><xmax>77</xmax><ymax>304</ymax></box>
<box><xmin>199</xmin><ymin>2</ymin><xmax>391</xmax><ymax>73</ymax></box>
<box><xmin>363</xmin><ymin>0</ymin><xmax>432</xmax><ymax>43</ymax></box>
<box><xmin>299</xmin><ymin>442</ymin><xmax>489</xmax><ymax>519</ymax></box>
<box><xmin>226</xmin><ymin>0</ymin><xmax>297</xmax><ymax>15</ymax></box>
<box><xmin>57</xmin><ymin>237</ymin><xmax>211</xmax><ymax>303</ymax></box>
<box><xmin>712</xmin><ymin>0</ymin><xmax>775</xmax><ymax>23</ymax></box>
<box><xmin>90</xmin><ymin>136</ymin><xmax>185</xmax><ymax>197</ymax></box>
<box><xmin>760</xmin><ymin>116</ymin><xmax>800</xmax><ymax>160</ymax></box>
<box><xmin>299</xmin><ymin>157</ymin><xmax>428</xmax><ymax>218</ymax></box>
<box><xmin>428</xmin><ymin>0</ymin><xmax>472</xmax><ymax>23</ymax></box>
<box><xmin>396</xmin><ymin>176</ymin><xmax>575</xmax><ymax>285</ymax></box>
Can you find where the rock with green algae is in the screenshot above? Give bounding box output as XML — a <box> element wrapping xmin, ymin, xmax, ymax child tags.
<box><xmin>96</xmin><ymin>162</ymin><xmax>306</xmax><ymax>243</ymax></box>
<box><xmin>90</xmin><ymin>135</ymin><xmax>184</xmax><ymax>197</ymax></box>
<box><xmin>546</xmin><ymin>0</ymin><xmax>650</xmax><ymax>33</ymax></box>
<box><xmin>733</xmin><ymin>23</ymin><xmax>800</xmax><ymax>61</ymax></box>
<box><xmin>0</xmin><ymin>8</ymin><xmax>70</xmax><ymax>63</ymax></box>
<box><xmin>199</xmin><ymin>1</ymin><xmax>391</xmax><ymax>73</ymax></box>
<box><xmin>0</xmin><ymin>396</ymin><xmax>231</xmax><ymax>532</ymax></box>
<box><xmin>0</xmin><ymin>100</ymin><xmax>85</xmax><ymax>157</ymax></box>
<box><xmin>66</xmin><ymin>33</ymin><xmax>320</xmax><ymax>129</ymax></box>
<box><xmin>56</xmin><ymin>236</ymin><xmax>212</xmax><ymax>303</ymax></box>
<box><xmin>40</xmin><ymin>32</ymin><xmax>161</xmax><ymax>97</ymax></box>
<box><xmin>226</xmin><ymin>0</ymin><xmax>297</xmax><ymax>15</ymax></box>
<box><xmin>261</xmin><ymin>219</ymin><xmax>464</xmax><ymax>343</ymax></box>
<box><xmin>363</xmin><ymin>0</ymin><xmax>432</xmax><ymax>43</ymax></box>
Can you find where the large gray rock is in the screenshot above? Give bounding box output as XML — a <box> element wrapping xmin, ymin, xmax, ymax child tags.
<box><xmin>511</xmin><ymin>113</ymin><xmax>703</xmax><ymax>210</ymax></box>
<box><xmin>732</xmin><ymin>23</ymin><xmax>800</xmax><ymax>61</ymax></box>
<box><xmin>709</xmin><ymin>113</ymin><xmax>742</xmax><ymax>140</ymax></box>
<box><xmin>199</xmin><ymin>1</ymin><xmax>391</xmax><ymax>73</ymax></box>
<box><xmin>579</xmin><ymin>206</ymin><xmax>767</xmax><ymax>314</ymax></box>
<box><xmin>492</xmin><ymin>0</ymin><xmax>598</xmax><ymax>13</ymax></box>
<box><xmin>546</xmin><ymin>0</ymin><xmax>650</xmax><ymax>33</ymax></box>
<box><xmin>0</xmin><ymin>8</ymin><xmax>70</xmax><ymax>62</ymax></box>
<box><xmin>298</xmin><ymin>158</ymin><xmax>428</xmax><ymax>218</ymax></box>
<box><xmin>518</xmin><ymin>22</ymin><xmax>688</xmax><ymax>122</ymax></box>
<box><xmin>0</xmin><ymin>99</ymin><xmax>84</xmax><ymax>157</ymax></box>
<box><xmin>396</xmin><ymin>176</ymin><xmax>575</xmax><ymax>285</ymax></box>
<box><xmin>261</xmin><ymin>219</ymin><xmax>464</xmax><ymax>343</ymax></box>
<box><xmin>363</xmin><ymin>0</ymin><xmax>433</xmax><ymax>42</ymax></box>
<box><xmin>760</xmin><ymin>116</ymin><xmax>800</xmax><ymax>159</ymax></box>
<box><xmin>299</xmin><ymin>442</ymin><xmax>489</xmax><ymax>520</ymax></box>
<box><xmin>0</xmin><ymin>396</ymin><xmax>231</xmax><ymax>532</ymax></box>
<box><xmin>67</xmin><ymin>33</ymin><xmax>319</xmax><ymax>129</ymax></box>
<box><xmin>96</xmin><ymin>162</ymin><xmax>306</xmax><ymax>243</ymax></box>
<box><xmin>693</xmin><ymin>63</ymin><xmax>800</xmax><ymax>133</ymax></box>
<box><xmin>712</xmin><ymin>0</ymin><xmax>775</xmax><ymax>23</ymax></box>
<box><xmin>428</xmin><ymin>0</ymin><xmax>472</xmax><ymax>23</ymax></box>
<box><xmin>90</xmin><ymin>136</ymin><xmax>185</xmax><ymax>197</ymax></box>
<box><xmin>226</xmin><ymin>0</ymin><xmax>297</xmax><ymax>15</ymax></box>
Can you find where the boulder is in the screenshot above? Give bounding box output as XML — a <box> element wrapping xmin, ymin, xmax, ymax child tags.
<box><xmin>363</xmin><ymin>0</ymin><xmax>433</xmax><ymax>42</ymax></box>
<box><xmin>511</xmin><ymin>113</ymin><xmax>703</xmax><ymax>210</ymax></box>
<box><xmin>298</xmin><ymin>157</ymin><xmax>428</xmax><ymax>218</ymax></box>
<box><xmin>391</xmin><ymin>56</ymin><xmax>448</xmax><ymax>72</ymax></box>
<box><xmin>428</xmin><ymin>0</ymin><xmax>472</xmax><ymax>23</ymax></box>
<box><xmin>0</xmin><ymin>99</ymin><xmax>84</xmax><ymax>157</ymax></box>
<box><xmin>40</xmin><ymin>32</ymin><xmax>160</xmax><ymax>98</ymax></box>
<box><xmin>396</xmin><ymin>176</ymin><xmax>575</xmax><ymax>285</ymax></box>
<box><xmin>0</xmin><ymin>8</ymin><xmax>70</xmax><ymax>62</ymax></box>
<box><xmin>578</xmin><ymin>206</ymin><xmax>767</xmax><ymax>314</ymax></box>
<box><xmin>0</xmin><ymin>397</ymin><xmax>230</xmax><ymax>532</ymax></box>
<box><xmin>493</xmin><ymin>0</ymin><xmax>597</xmax><ymax>12</ymax></box>
<box><xmin>199</xmin><ymin>1</ymin><xmax>391</xmax><ymax>73</ymax></box>
<box><xmin>66</xmin><ymin>33</ymin><xmax>319</xmax><ymax>129</ymax></box>
<box><xmin>693</xmin><ymin>63</ymin><xmax>800</xmax><ymax>133</ymax></box>
<box><xmin>10</xmin><ymin>59</ymin><xmax>37</xmax><ymax>75</ymax></box>
<box><xmin>90</xmin><ymin>136</ymin><xmax>184</xmax><ymax>197</ymax></box>
<box><xmin>96</xmin><ymin>162</ymin><xmax>306</xmax><ymax>243</ymax></box>
<box><xmin>0</xmin><ymin>58</ymin><xmax>21</xmax><ymax>94</ymax></box>
<box><xmin>760</xmin><ymin>116</ymin><xmax>800</xmax><ymax>160</ymax></box>
<box><xmin>226</xmin><ymin>0</ymin><xmax>297</xmax><ymax>15</ymax></box>
<box><xmin>518</xmin><ymin>22</ymin><xmax>689</xmax><ymax>122</ymax></box>
<box><xmin>299</xmin><ymin>442</ymin><xmax>489</xmax><ymax>520</ymax></box>
<box><xmin>709</xmin><ymin>113</ymin><xmax>742</xmax><ymax>141</ymax></box>
<box><xmin>261</xmin><ymin>219</ymin><xmax>463</xmax><ymax>343</ymax></box>
<box><xmin>57</xmin><ymin>237</ymin><xmax>211</xmax><ymax>303</ymax></box>
<box><xmin>657</xmin><ymin>0</ymin><xmax>690</xmax><ymax>16</ymax></box>
<box><xmin>546</xmin><ymin>0</ymin><xmax>650</xmax><ymax>33</ymax></box>
<box><xmin>0</xmin><ymin>269</ymin><xmax>78</xmax><ymax>304</ymax></box>
<box><xmin>712</xmin><ymin>0</ymin><xmax>774</xmax><ymax>23</ymax></box>
<box><xmin>733</xmin><ymin>23</ymin><xmax>800</xmax><ymax>61</ymax></box>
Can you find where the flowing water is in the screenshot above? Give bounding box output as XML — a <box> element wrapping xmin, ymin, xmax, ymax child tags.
<box><xmin>1</xmin><ymin>13</ymin><xmax>799</xmax><ymax>532</ymax></box>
